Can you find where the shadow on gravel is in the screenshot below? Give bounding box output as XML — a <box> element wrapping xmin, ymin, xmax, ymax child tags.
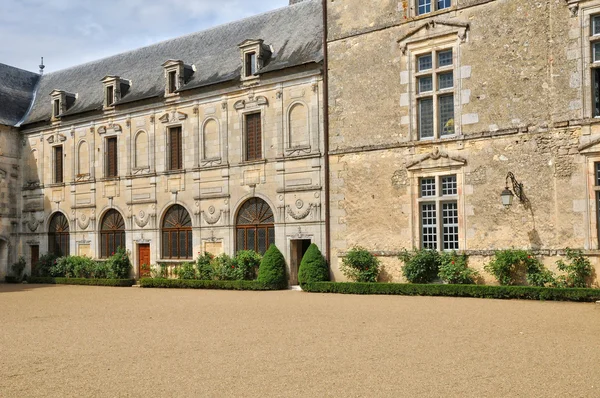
<box><xmin>0</xmin><ymin>283</ymin><xmax>55</xmax><ymax>293</ymax></box>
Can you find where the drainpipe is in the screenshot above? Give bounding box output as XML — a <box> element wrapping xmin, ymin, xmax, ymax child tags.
<box><xmin>322</xmin><ymin>0</ymin><xmax>331</xmax><ymax>266</ymax></box>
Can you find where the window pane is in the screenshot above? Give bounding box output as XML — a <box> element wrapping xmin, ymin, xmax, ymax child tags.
<box><xmin>237</xmin><ymin>229</ymin><xmax>245</xmax><ymax>252</ymax></box>
<box><xmin>594</xmin><ymin>16</ymin><xmax>600</xmax><ymax>36</ymax></box>
<box><xmin>442</xmin><ymin>202</ymin><xmax>459</xmax><ymax>250</ymax></box>
<box><xmin>247</xmin><ymin>229</ymin><xmax>256</xmax><ymax>252</ymax></box>
<box><xmin>437</xmin><ymin>0</ymin><xmax>451</xmax><ymax>11</ymax></box>
<box><xmin>597</xmin><ymin>192</ymin><xmax>600</xmax><ymax>249</ymax></box>
<box><xmin>441</xmin><ymin>175</ymin><xmax>457</xmax><ymax>196</ymax></box>
<box><xmin>439</xmin><ymin>95</ymin><xmax>455</xmax><ymax>136</ymax></box>
<box><xmin>417</xmin><ymin>0</ymin><xmax>431</xmax><ymax>15</ymax></box>
<box><xmin>418</xmin><ymin>76</ymin><xmax>433</xmax><ymax>93</ymax></box>
<box><xmin>437</xmin><ymin>49</ymin><xmax>453</xmax><ymax>67</ymax></box>
<box><xmin>594</xmin><ymin>69</ymin><xmax>600</xmax><ymax>117</ymax></box>
<box><xmin>258</xmin><ymin>228</ymin><xmax>267</xmax><ymax>254</ymax></box>
<box><xmin>594</xmin><ymin>42</ymin><xmax>600</xmax><ymax>63</ymax></box>
<box><xmin>418</xmin><ymin>98</ymin><xmax>434</xmax><ymax>139</ymax></box>
<box><xmin>162</xmin><ymin>232</ymin><xmax>169</xmax><ymax>258</ymax></box>
<box><xmin>420</xmin><ymin>178</ymin><xmax>436</xmax><ymax>197</ymax></box>
<box><xmin>421</xmin><ymin>203</ymin><xmax>437</xmax><ymax>250</ymax></box>
<box><xmin>268</xmin><ymin>227</ymin><xmax>275</xmax><ymax>249</ymax></box>
<box><xmin>596</xmin><ymin>163</ymin><xmax>600</xmax><ymax>186</ymax></box>
<box><xmin>187</xmin><ymin>231</ymin><xmax>193</xmax><ymax>258</ymax></box>
<box><xmin>417</xmin><ymin>54</ymin><xmax>432</xmax><ymax>72</ymax></box>
<box><xmin>438</xmin><ymin>72</ymin><xmax>453</xmax><ymax>90</ymax></box>
<box><xmin>179</xmin><ymin>232</ymin><xmax>186</xmax><ymax>259</ymax></box>
<box><xmin>171</xmin><ymin>232</ymin><xmax>178</xmax><ymax>258</ymax></box>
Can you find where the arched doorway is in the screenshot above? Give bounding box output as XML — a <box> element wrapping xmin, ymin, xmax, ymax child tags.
<box><xmin>162</xmin><ymin>205</ymin><xmax>193</xmax><ymax>259</ymax></box>
<box><xmin>236</xmin><ymin>198</ymin><xmax>275</xmax><ymax>254</ymax></box>
<box><xmin>48</xmin><ymin>213</ymin><xmax>70</xmax><ymax>256</ymax></box>
<box><xmin>100</xmin><ymin>209</ymin><xmax>125</xmax><ymax>258</ymax></box>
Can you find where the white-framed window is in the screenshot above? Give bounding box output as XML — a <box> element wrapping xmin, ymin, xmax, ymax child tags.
<box><xmin>418</xmin><ymin>174</ymin><xmax>459</xmax><ymax>250</ymax></box>
<box><xmin>416</xmin><ymin>49</ymin><xmax>455</xmax><ymax>139</ymax></box>
<box><xmin>417</xmin><ymin>0</ymin><xmax>451</xmax><ymax>16</ymax></box>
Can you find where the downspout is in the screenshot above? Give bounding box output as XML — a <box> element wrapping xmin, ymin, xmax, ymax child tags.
<box><xmin>322</xmin><ymin>0</ymin><xmax>331</xmax><ymax>266</ymax></box>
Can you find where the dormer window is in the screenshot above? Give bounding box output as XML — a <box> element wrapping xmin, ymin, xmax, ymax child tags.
<box><xmin>245</xmin><ymin>52</ymin><xmax>257</xmax><ymax>77</ymax></box>
<box><xmin>101</xmin><ymin>76</ymin><xmax>130</xmax><ymax>109</ymax></box>
<box><xmin>238</xmin><ymin>39</ymin><xmax>272</xmax><ymax>82</ymax></box>
<box><xmin>53</xmin><ymin>99</ymin><xmax>60</xmax><ymax>118</ymax></box>
<box><xmin>50</xmin><ymin>89</ymin><xmax>76</xmax><ymax>120</ymax></box>
<box><xmin>168</xmin><ymin>71</ymin><xmax>177</xmax><ymax>94</ymax></box>
<box><xmin>162</xmin><ymin>60</ymin><xmax>194</xmax><ymax>98</ymax></box>
<box><xmin>106</xmin><ymin>85</ymin><xmax>114</xmax><ymax>106</ymax></box>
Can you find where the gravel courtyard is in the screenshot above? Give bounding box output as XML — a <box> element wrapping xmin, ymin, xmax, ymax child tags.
<box><xmin>1</xmin><ymin>284</ymin><xmax>599</xmax><ymax>397</ymax></box>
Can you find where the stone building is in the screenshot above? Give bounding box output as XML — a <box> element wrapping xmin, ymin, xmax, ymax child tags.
<box><xmin>325</xmin><ymin>0</ymin><xmax>600</xmax><ymax>282</ymax></box>
<box><xmin>0</xmin><ymin>0</ymin><xmax>324</xmax><ymax>281</ymax></box>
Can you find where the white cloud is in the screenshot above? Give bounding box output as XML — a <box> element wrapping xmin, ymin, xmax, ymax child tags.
<box><xmin>0</xmin><ymin>0</ymin><xmax>289</xmax><ymax>73</ymax></box>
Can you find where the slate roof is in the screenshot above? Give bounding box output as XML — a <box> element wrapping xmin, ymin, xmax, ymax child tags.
<box><xmin>0</xmin><ymin>63</ymin><xmax>40</xmax><ymax>126</ymax></box>
<box><xmin>20</xmin><ymin>0</ymin><xmax>323</xmax><ymax>126</ymax></box>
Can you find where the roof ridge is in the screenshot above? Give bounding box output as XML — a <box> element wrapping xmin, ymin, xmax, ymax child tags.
<box><xmin>0</xmin><ymin>62</ymin><xmax>40</xmax><ymax>76</ymax></box>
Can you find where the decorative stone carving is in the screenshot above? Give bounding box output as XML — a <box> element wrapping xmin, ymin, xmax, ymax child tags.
<box><xmin>202</xmin><ymin>209</ymin><xmax>223</xmax><ymax>225</ymax></box>
<box><xmin>397</xmin><ymin>20</ymin><xmax>470</xmax><ymax>55</ymax></box>
<box><xmin>77</xmin><ymin>213</ymin><xmax>90</xmax><ymax>230</ymax></box>
<box><xmin>286</xmin><ymin>202</ymin><xmax>316</xmax><ymax>220</ymax></box>
<box><xmin>25</xmin><ymin>213</ymin><xmax>44</xmax><ymax>232</ymax></box>
<box><xmin>406</xmin><ymin>148</ymin><xmax>467</xmax><ymax>171</ymax></box>
<box><xmin>159</xmin><ymin>111</ymin><xmax>188</xmax><ymax>124</ymax></box>
<box><xmin>46</xmin><ymin>135</ymin><xmax>54</xmax><ymax>143</ymax></box>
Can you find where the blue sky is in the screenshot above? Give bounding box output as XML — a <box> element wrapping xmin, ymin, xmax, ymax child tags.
<box><xmin>0</xmin><ymin>0</ymin><xmax>289</xmax><ymax>73</ymax></box>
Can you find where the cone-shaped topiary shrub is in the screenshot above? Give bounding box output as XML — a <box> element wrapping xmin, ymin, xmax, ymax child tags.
<box><xmin>257</xmin><ymin>244</ymin><xmax>288</xmax><ymax>289</ymax></box>
<box><xmin>298</xmin><ymin>244</ymin><xmax>329</xmax><ymax>286</ymax></box>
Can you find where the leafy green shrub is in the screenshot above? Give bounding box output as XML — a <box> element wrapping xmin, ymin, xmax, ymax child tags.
<box><xmin>173</xmin><ymin>262</ymin><xmax>196</xmax><ymax>280</ymax></box>
<box><xmin>438</xmin><ymin>252</ymin><xmax>478</xmax><ymax>284</ymax></box>
<box><xmin>235</xmin><ymin>250</ymin><xmax>262</xmax><ymax>280</ymax></box>
<box><xmin>298</xmin><ymin>244</ymin><xmax>329</xmax><ymax>285</ymax></box>
<box><xmin>28</xmin><ymin>277</ymin><xmax>135</xmax><ymax>287</ymax></box>
<box><xmin>10</xmin><ymin>256</ymin><xmax>27</xmax><ymax>281</ymax></box>
<box><xmin>211</xmin><ymin>254</ymin><xmax>239</xmax><ymax>281</ymax></box>
<box><xmin>257</xmin><ymin>244</ymin><xmax>288</xmax><ymax>289</ymax></box>
<box><xmin>106</xmin><ymin>247</ymin><xmax>131</xmax><ymax>279</ymax></box>
<box><xmin>398</xmin><ymin>248</ymin><xmax>440</xmax><ymax>284</ymax></box>
<box><xmin>485</xmin><ymin>249</ymin><xmax>554</xmax><ymax>287</ymax></box>
<box><xmin>196</xmin><ymin>252</ymin><xmax>215</xmax><ymax>280</ymax></box>
<box><xmin>340</xmin><ymin>246</ymin><xmax>380</xmax><ymax>282</ymax></box>
<box><xmin>139</xmin><ymin>278</ymin><xmax>281</xmax><ymax>290</ymax></box>
<box><xmin>91</xmin><ymin>261</ymin><xmax>109</xmax><ymax>279</ymax></box>
<box><xmin>50</xmin><ymin>256</ymin><xmax>71</xmax><ymax>277</ymax></box>
<box><xmin>555</xmin><ymin>248</ymin><xmax>593</xmax><ymax>288</ymax></box>
<box><xmin>300</xmin><ymin>282</ymin><xmax>600</xmax><ymax>302</ymax></box>
<box><xmin>34</xmin><ymin>253</ymin><xmax>57</xmax><ymax>277</ymax></box>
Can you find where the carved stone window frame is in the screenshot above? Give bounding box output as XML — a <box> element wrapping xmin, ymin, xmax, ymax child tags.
<box><xmin>49</xmin><ymin>90</ymin><xmax>75</xmax><ymax>120</ymax></box>
<box><xmin>238</xmin><ymin>39</ymin><xmax>271</xmax><ymax>83</ymax></box>
<box><xmin>284</xmin><ymin>100</ymin><xmax>312</xmax><ymax>156</ymax></box>
<box><xmin>100</xmin><ymin>75</ymin><xmax>130</xmax><ymax>110</ymax></box>
<box><xmin>577</xmin><ymin>138</ymin><xmax>600</xmax><ymax>249</ymax></box>
<box><xmin>406</xmin><ymin>149</ymin><xmax>466</xmax><ymax>250</ymax></box>
<box><xmin>580</xmin><ymin>4</ymin><xmax>600</xmax><ymax>119</ymax></box>
<box><xmin>398</xmin><ymin>21</ymin><xmax>469</xmax><ymax>142</ymax></box>
<box><xmin>162</xmin><ymin>60</ymin><xmax>193</xmax><ymax>99</ymax></box>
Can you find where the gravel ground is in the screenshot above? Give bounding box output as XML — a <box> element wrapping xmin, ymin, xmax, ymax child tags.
<box><xmin>1</xmin><ymin>284</ymin><xmax>599</xmax><ymax>397</ymax></box>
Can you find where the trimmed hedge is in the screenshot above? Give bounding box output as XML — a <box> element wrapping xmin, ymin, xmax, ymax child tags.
<box><xmin>257</xmin><ymin>245</ymin><xmax>288</xmax><ymax>289</ymax></box>
<box><xmin>301</xmin><ymin>282</ymin><xmax>600</xmax><ymax>302</ymax></box>
<box><xmin>5</xmin><ymin>276</ymin><xmax>20</xmax><ymax>284</ymax></box>
<box><xmin>139</xmin><ymin>278</ymin><xmax>281</xmax><ymax>290</ymax></box>
<box><xmin>298</xmin><ymin>244</ymin><xmax>329</xmax><ymax>285</ymax></box>
<box><xmin>27</xmin><ymin>277</ymin><xmax>135</xmax><ymax>287</ymax></box>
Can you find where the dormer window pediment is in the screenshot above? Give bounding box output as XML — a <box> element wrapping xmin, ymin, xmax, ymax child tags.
<box><xmin>162</xmin><ymin>60</ymin><xmax>194</xmax><ymax>97</ymax></box>
<box><xmin>238</xmin><ymin>39</ymin><xmax>272</xmax><ymax>81</ymax></box>
<box><xmin>49</xmin><ymin>89</ymin><xmax>76</xmax><ymax>119</ymax></box>
<box><xmin>101</xmin><ymin>75</ymin><xmax>131</xmax><ymax>109</ymax></box>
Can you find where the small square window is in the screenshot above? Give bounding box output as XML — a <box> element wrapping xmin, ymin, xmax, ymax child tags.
<box><xmin>441</xmin><ymin>175</ymin><xmax>457</xmax><ymax>195</ymax></box>
<box><xmin>420</xmin><ymin>177</ymin><xmax>436</xmax><ymax>197</ymax></box>
<box><xmin>168</xmin><ymin>71</ymin><xmax>177</xmax><ymax>94</ymax></box>
<box><xmin>437</xmin><ymin>50</ymin><xmax>453</xmax><ymax>67</ymax></box>
<box><xmin>595</xmin><ymin>163</ymin><xmax>600</xmax><ymax>186</ymax></box>
<box><xmin>594</xmin><ymin>42</ymin><xmax>600</xmax><ymax>63</ymax></box>
<box><xmin>437</xmin><ymin>0</ymin><xmax>451</xmax><ymax>11</ymax></box>
<box><xmin>418</xmin><ymin>76</ymin><xmax>433</xmax><ymax>93</ymax></box>
<box><xmin>53</xmin><ymin>99</ymin><xmax>60</xmax><ymax>118</ymax></box>
<box><xmin>417</xmin><ymin>0</ymin><xmax>431</xmax><ymax>15</ymax></box>
<box><xmin>593</xmin><ymin>15</ymin><xmax>600</xmax><ymax>36</ymax></box>
<box><xmin>418</xmin><ymin>54</ymin><xmax>433</xmax><ymax>72</ymax></box>
<box><xmin>106</xmin><ymin>85</ymin><xmax>114</xmax><ymax>107</ymax></box>
<box><xmin>438</xmin><ymin>72</ymin><xmax>453</xmax><ymax>90</ymax></box>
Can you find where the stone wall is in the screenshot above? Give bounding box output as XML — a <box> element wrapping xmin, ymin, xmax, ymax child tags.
<box><xmin>0</xmin><ymin>124</ymin><xmax>21</xmax><ymax>279</ymax></box>
<box><xmin>327</xmin><ymin>0</ymin><xmax>600</xmax><ymax>283</ymax></box>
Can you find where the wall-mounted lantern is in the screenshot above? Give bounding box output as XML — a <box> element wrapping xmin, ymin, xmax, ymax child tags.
<box><xmin>501</xmin><ymin>172</ymin><xmax>528</xmax><ymax>208</ymax></box>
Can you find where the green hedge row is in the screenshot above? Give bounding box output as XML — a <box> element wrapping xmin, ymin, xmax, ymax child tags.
<box><xmin>301</xmin><ymin>282</ymin><xmax>600</xmax><ymax>302</ymax></box>
<box><xmin>139</xmin><ymin>278</ymin><xmax>284</xmax><ymax>291</ymax></box>
<box><xmin>27</xmin><ymin>277</ymin><xmax>136</xmax><ymax>287</ymax></box>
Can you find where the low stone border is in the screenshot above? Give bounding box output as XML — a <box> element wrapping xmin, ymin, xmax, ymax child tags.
<box><xmin>301</xmin><ymin>282</ymin><xmax>600</xmax><ymax>302</ymax></box>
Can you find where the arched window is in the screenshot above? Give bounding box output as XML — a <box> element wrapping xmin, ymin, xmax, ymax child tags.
<box><xmin>236</xmin><ymin>198</ymin><xmax>275</xmax><ymax>254</ymax></box>
<box><xmin>162</xmin><ymin>205</ymin><xmax>192</xmax><ymax>259</ymax></box>
<box><xmin>48</xmin><ymin>213</ymin><xmax>70</xmax><ymax>256</ymax></box>
<box><xmin>100</xmin><ymin>209</ymin><xmax>125</xmax><ymax>258</ymax></box>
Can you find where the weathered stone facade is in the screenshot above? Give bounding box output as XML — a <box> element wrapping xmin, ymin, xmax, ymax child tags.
<box><xmin>0</xmin><ymin>125</ymin><xmax>21</xmax><ymax>280</ymax></box>
<box><xmin>326</xmin><ymin>0</ymin><xmax>600</xmax><ymax>283</ymax></box>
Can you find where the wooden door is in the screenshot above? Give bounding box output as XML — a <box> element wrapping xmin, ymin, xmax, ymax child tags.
<box><xmin>138</xmin><ymin>244</ymin><xmax>151</xmax><ymax>278</ymax></box>
<box><xmin>30</xmin><ymin>245</ymin><xmax>39</xmax><ymax>276</ymax></box>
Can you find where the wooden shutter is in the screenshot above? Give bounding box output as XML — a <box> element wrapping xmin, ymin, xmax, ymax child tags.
<box><xmin>54</xmin><ymin>146</ymin><xmax>63</xmax><ymax>183</ymax></box>
<box><xmin>106</xmin><ymin>137</ymin><xmax>117</xmax><ymax>177</ymax></box>
<box><xmin>245</xmin><ymin>113</ymin><xmax>262</xmax><ymax>161</ymax></box>
<box><xmin>169</xmin><ymin>127</ymin><xmax>182</xmax><ymax>170</ymax></box>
